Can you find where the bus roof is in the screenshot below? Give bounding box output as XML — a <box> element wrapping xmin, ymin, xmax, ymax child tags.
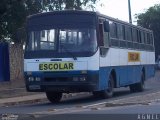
<box><xmin>27</xmin><ymin>10</ymin><xmax>96</xmax><ymax>19</ymax></box>
<box><xmin>96</xmin><ymin>12</ymin><xmax>153</xmax><ymax>33</ymax></box>
<box><xmin>27</xmin><ymin>10</ymin><xmax>152</xmax><ymax>33</ymax></box>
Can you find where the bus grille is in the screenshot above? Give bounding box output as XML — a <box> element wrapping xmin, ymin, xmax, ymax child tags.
<box><xmin>44</xmin><ymin>77</ymin><xmax>72</xmax><ymax>82</ymax></box>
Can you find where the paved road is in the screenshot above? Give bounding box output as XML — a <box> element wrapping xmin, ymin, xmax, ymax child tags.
<box><xmin>0</xmin><ymin>71</ymin><xmax>160</xmax><ymax>115</ymax></box>
<box><xmin>76</xmin><ymin>102</ymin><xmax>160</xmax><ymax>114</ymax></box>
<box><xmin>24</xmin><ymin>103</ymin><xmax>160</xmax><ymax>120</ymax></box>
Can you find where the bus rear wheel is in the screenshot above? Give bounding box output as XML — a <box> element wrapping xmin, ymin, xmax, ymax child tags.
<box><xmin>46</xmin><ymin>92</ymin><xmax>62</xmax><ymax>103</ymax></box>
<box><xmin>130</xmin><ymin>72</ymin><xmax>145</xmax><ymax>92</ymax></box>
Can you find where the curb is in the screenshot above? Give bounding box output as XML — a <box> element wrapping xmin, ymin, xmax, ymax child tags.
<box><xmin>0</xmin><ymin>92</ymin><xmax>89</xmax><ymax>107</ymax></box>
<box><xmin>0</xmin><ymin>94</ymin><xmax>47</xmax><ymax>107</ymax></box>
<box><xmin>0</xmin><ymin>98</ymin><xmax>48</xmax><ymax>107</ymax></box>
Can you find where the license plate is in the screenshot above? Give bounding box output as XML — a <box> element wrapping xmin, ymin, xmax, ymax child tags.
<box><xmin>39</xmin><ymin>62</ymin><xmax>74</xmax><ymax>71</ymax></box>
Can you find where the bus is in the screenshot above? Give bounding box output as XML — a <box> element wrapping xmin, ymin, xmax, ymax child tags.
<box><xmin>24</xmin><ymin>10</ymin><xmax>155</xmax><ymax>103</ymax></box>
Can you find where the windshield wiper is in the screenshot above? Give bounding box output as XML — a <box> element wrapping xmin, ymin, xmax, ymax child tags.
<box><xmin>60</xmin><ymin>45</ymin><xmax>77</xmax><ymax>60</ymax></box>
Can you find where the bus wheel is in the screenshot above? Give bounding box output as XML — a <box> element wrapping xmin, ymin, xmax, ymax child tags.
<box><xmin>102</xmin><ymin>74</ymin><xmax>114</xmax><ymax>98</ymax></box>
<box><xmin>93</xmin><ymin>75</ymin><xmax>114</xmax><ymax>99</ymax></box>
<box><xmin>46</xmin><ymin>92</ymin><xmax>62</xmax><ymax>103</ymax></box>
<box><xmin>136</xmin><ymin>72</ymin><xmax>145</xmax><ymax>92</ymax></box>
<box><xmin>130</xmin><ymin>72</ymin><xmax>145</xmax><ymax>92</ymax></box>
<box><xmin>95</xmin><ymin>75</ymin><xmax>114</xmax><ymax>99</ymax></box>
<box><xmin>129</xmin><ymin>84</ymin><xmax>137</xmax><ymax>93</ymax></box>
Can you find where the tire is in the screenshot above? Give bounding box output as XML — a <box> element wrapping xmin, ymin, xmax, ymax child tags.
<box><xmin>136</xmin><ymin>72</ymin><xmax>145</xmax><ymax>92</ymax></box>
<box><xmin>93</xmin><ymin>74</ymin><xmax>114</xmax><ymax>99</ymax></box>
<box><xmin>129</xmin><ymin>84</ymin><xmax>137</xmax><ymax>93</ymax></box>
<box><xmin>46</xmin><ymin>92</ymin><xmax>62</xmax><ymax>103</ymax></box>
<box><xmin>130</xmin><ymin>72</ymin><xmax>145</xmax><ymax>92</ymax></box>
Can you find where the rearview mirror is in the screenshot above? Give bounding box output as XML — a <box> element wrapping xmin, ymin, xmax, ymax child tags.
<box><xmin>103</xmin><ymin>21</ymin><xmax>109</xmax><ymax>32</ymax></box>
<box><xmin>100</xmin><ymin>46</ymin><xmax>109</xmax><ymax>57</ymax></box>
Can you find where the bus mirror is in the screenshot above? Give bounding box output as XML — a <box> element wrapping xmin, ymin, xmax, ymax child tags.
<box><xmin>103</xmin><ymin>21</ymin><xmax>109</xmax><ymax>32</ymax></box>
<box><xmin>99</xmin><ymin>39</ymin><xmax>104</xmax><ymax>46</ymax></box>
<box><xmin>100</xmin><ymin>46</ymin><xmax>109</xmax><ymax>57</ymax></box>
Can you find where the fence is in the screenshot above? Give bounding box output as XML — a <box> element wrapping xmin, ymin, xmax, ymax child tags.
<box><xmin>0</xmin><ymin>43</ymin><xmax>10</xmax><ymax>82</ymax></box>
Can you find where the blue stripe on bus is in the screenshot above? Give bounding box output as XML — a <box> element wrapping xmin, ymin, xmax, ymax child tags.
<box><xmin>98</xmin><ymin>64</ymin><xmax>155</xmax><ymax>91</ymax></box>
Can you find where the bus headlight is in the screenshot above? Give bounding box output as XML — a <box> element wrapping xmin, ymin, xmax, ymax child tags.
<box><xmin>35</xmin><ymin>77</ymin><xmax>41</xmax><ymax>81</ymax></box>
<box><xmin>28</xmin><ymin>77</ymin><xmax>34</xmax><ymax>82</ymax></box>
<box><xmin>79</xmin><ymin>77</ymin><xmax>86</xmax><ymax>81</ymax></box>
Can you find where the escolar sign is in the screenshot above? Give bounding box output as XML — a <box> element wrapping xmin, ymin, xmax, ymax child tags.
<box><xmin>39</xmin><ymin>62</ymin><xmax>74</xmax><ymax>71</ymax></box>
<box><xmin>128</xmin><ymin>52</ymin><xmax>140</xmax><ymax>62</ymax></box>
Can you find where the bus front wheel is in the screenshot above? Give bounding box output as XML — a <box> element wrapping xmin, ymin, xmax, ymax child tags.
<box><xmin>46</xmin><ymin>92</ymin><xmax>62</xmax><ymax>103</ymax></box>
<box><xmin>93</xmin><ymin>74</ymin><xmax>114</xmax><ymax>99</ymax></box>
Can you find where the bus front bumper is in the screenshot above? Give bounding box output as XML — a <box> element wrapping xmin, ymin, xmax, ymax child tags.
<box><xmin>26</xmin><ymin>82</ymin><xmax>97</xmax><ymax>93</ymax></box>
<box><xmin>25</xmin><ymin>71</ymin><xmax>99</xmax><ymax>93</ymax></box>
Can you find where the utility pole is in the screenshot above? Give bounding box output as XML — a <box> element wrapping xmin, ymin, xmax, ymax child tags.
<box><xmin>128</xmin><ymin>0</ymin><xmax>132</xmax><ymax>24</ymax></box>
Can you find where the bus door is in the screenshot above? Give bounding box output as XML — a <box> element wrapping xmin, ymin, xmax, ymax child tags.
<box><xmin>98</xmin><ymin>18</ymin><xmax>111</xmax><ymax>90</ymax></box>
<box><xmin>98</xmin><ymin>18</ymin><xmax>110</xmax><ymax>56</ymax></box>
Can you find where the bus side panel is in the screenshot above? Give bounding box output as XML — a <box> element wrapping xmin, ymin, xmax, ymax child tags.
<box><xmin>145</xmin><ymin>51</ymin><xmax>155</xmax><ymax>79</ymax></box>
<box><xmin>117</xmin><ymin>65</ymin><xmax>141</xmax><ymax>87</ymax></box>
<box><xmin>98</xmin><ymin>64</ymin><xmax>154</xmax><ymax>91</ymax></box>
<box><xmin>133</xmin><ymin>65</ymin><xmax>142</xmax><ymax>83</ymax></box>
<box><xmin>98</xmin><ymin>66</ymin><xmax>132</xmax><ymax>90</ymax></box>
<box><xmin>98</xmin><ymin>67</ymin><xmax>112</xmax><ymax>91</ymax></box>
<box><xmin>145</xmin><ymin>64</ymin><xmax>155</xmax><ymax>79</ymax></box>
<box><xmin>118</xmin><ymin>66</ymin><xmax>129</xmax><ymax>86</ymax></box>
<box><xmin>99</xmin><ymin>65</ymin><xmax>143</xmax><ymax>90</ymax></box>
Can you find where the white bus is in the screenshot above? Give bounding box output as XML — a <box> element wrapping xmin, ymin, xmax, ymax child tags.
<box><xmin>24</xmin><ymin>10</ymin><xmax>155</xmax><ymax>103</ymax></box>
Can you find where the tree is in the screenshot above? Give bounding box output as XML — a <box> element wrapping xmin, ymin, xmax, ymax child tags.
<box><xmin>42</xmin><ymin>0</ymin><xmax>97</xmax><ymax>11</ymax></box>
<box><xmin>0</xmin><ymin>0</ymin><xmax>98</xmax><ymax>44</ymax></box>
<box><xmin>0</xmin><ymin>0</ymin><xmax>42</xmax><ymax>43</ymax></box>
<box><xmin>0</xmin><ymin>0</ymin><xmax>8</xmax><ymax>41</ymax></box>
<box><xmin>136</xmin><ymin>4</ymin><xmax>160</xmax><ymax>59</ymax></box>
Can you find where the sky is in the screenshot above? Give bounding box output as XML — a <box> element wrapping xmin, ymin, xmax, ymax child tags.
<box><xmin>95</xmin><ymin>0</ymin><xmax>160</xmax><ymax>24</ymax></box>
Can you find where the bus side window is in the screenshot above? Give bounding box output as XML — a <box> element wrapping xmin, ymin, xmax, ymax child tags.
<box><xmin>117</xmin><ymin>24</ymin><xmax>124</xmax><ymax>40</ymax></box>
<box><xmin>132</xmin><ymin>28</ymin><xmax>137</xmax><ymax>42</ymax></box>
<box><xmin>144</xmin><ymin>32</ymin><xmax>147</xmax><ymax>44</ymax></box>
<box><xmin>150</xmin><ymin>33</ymin><xmax>154</xmax><ymax>45</ymax></box>
<box><xmin>140</xmin><ymin>31</ymin><xmax>145</xmax><ymax>44</ymax></box>
<box><xmin>147</xmin><ymin>33</ymin><xmax>150</xmax><ymax>44</ymax></box>
<box><xmin>110</xmin><ymin>22</ymin><xmax>118</xmax><ymax>39</ymax></box>
<box><xmin>136</xmin><ymin>30</ymin><xmax>139</xmax><ymax>43</ymax></box>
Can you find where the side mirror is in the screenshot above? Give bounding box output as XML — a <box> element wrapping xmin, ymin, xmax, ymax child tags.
<box><xmin>100</xmin><ymin>46</ymin><xmax>109</xmax><ymax>57</ymax></box>
<box><xmin>103</xmin><ymin>21</ymin><xmax>110</xmax><ymax>32</ymax></box>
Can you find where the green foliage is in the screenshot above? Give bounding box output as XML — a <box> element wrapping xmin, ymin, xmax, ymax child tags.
<box><xmin>0</xmin><ymin>0</ymin><xmax>98</xmax><ymax>43</ymax></box>
<box><xmin>43</xmin><ymin>0</ymin><xmax>97</xmax><ymax>11</ymax></box>
<box><xmin>136</xmin><ymin>4</ymin><xmax>160</xmax><ymax>58</ymax></box>
<box><xmin>0</xmin><ymin>0</ymin><xmax>42</xmax><ymax>43</ymax></box>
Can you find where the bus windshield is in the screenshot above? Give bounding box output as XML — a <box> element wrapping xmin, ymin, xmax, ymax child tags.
<box><xmin>27</xmin><ymin>28</ymin><xmax>97</xmax><ymax>54</ymax></box>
